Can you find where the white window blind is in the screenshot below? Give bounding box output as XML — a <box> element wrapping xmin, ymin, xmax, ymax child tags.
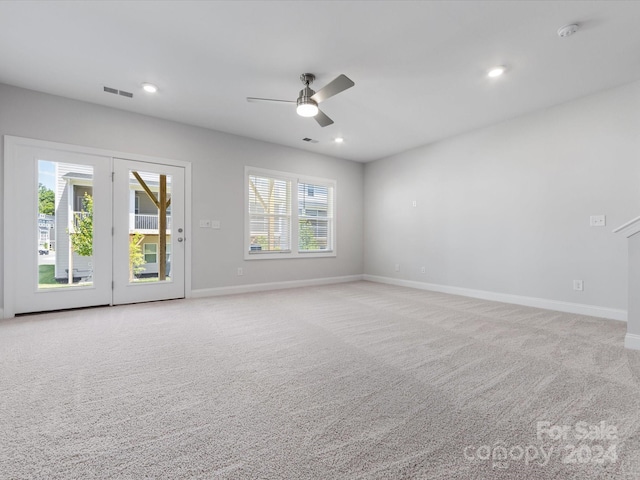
<box><xmin>298</xmin><ymin>181</ymin><xmax>333</xmax><ymax>252</ymax></box>
<box><xmin>246</xmin><ymin>167</ymin><xmax>336</xmax><ymax>258</ymax></box>
<box><xmin>248</xmin><ymin>173</ymin><xmax>292</xmax><ymax>253</ymax></box>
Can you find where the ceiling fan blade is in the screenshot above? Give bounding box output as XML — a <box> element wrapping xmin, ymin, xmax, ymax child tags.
<box><xmin>314</xmin><ymin>109</ymin><xmax>334</xmax><ymax>127</ymax></box>
<box><xmin>310</xmin><ymin>74</ymin><xmax>355</xmax><ymax>103</ymax></box>
<box><xmin>246</xmin><ymin>97</ymin><xmax>295</xmax><ymax>104</ymax></box>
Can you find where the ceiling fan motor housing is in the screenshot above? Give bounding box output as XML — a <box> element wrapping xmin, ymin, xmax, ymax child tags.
<box><xmin>298</xmin><ymin>73</ymin><xmax>317</xmax><ymax>109</ymax></box>
<box><xmin>298</xmin><ymin>86</ymin><xmax>316</xmax><ymax>103</ymax></box>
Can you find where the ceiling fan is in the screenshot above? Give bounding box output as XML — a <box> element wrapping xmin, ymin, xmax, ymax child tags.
<box><xmin>247</xmin><ymin>73</ymin><xmax>355</xmax><ymax>127</ymax></box>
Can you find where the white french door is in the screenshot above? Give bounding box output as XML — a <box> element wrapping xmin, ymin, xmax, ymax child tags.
<box><xmin>5</xmin><ymin>143</ymin><xmax>113</xmax><ymax>314</ymax></box>
<box><xmin>4</xmin><ymin>137</ymin><xmax>187</xmax><ymax>316</ymax></box>
<box><xmin>112</xmin><ymin>159</ymin><xmax>185</xmax><ymax>305</ymax></box>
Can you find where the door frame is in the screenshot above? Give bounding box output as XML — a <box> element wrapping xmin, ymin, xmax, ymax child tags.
<box><xmin>3</xmin><ymin>135</ymin><xmax>193</xmax><ymax>318</ymax></box>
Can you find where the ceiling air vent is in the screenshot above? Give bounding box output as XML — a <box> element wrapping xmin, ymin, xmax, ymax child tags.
<box><xmin>302</xmin><ymin>137</ymin><xmax>319</xmax><ymax>144</ymax></box>
<box><xmin>103</xmin><ymin>86</ymin><xmax>134</xmax><ymax>98</ymax></box>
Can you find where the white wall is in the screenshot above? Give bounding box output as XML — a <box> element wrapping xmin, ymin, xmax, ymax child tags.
<box><xmin>364</xmin><ymin>81</ymin><xmax>640</xmax><ymax>315</ymax></box>
<box><xmin>0</xmin><ymin>83</ymin><xmax>364</xmax><ymax>310</ymax></box>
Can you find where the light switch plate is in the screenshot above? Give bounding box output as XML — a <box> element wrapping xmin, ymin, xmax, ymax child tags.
<box><xmin>590</xmin><ymin>215</ymin><xmax>606</xmax><ymax>227</ymax></box>
<box><xmin>199</xmin><ymin>219</ymin><xmax>211</xmax><ymax>228</ymax></box>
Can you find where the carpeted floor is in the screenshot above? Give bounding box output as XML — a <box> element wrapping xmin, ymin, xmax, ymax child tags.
<box><xmin>2</xmin><ymin>281</ymin><xmax>640</xmax><ymax>479</ymax></box>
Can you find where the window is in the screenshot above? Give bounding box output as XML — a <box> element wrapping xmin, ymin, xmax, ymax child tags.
<box><xmin>143</xmin><ymin>243</ymin><xmax>157</xmax><ymax>264</ymax></box>
<box><xmin>248</xmin><ymin>173</ymin><xmax>291</xmax><ymax>253</ymax></box>
<box><xmin>246</xmin><ymin>167</ymin><xmax>335</xmax><ymax>259</ymax></box>
<box><xmin>298</xmin><ymin>182</ymin><xmax>332</xmax><ymax>252</ymax></box>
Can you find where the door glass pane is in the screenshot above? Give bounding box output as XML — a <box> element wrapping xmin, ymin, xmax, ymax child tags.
<box><xmin>128</xmin><ymin>170</ymin><xmax>172</xmax><ymax>283</ymax></box>
<box><xmin>37</xmin><ymin>160</ymin><xmax>94</xmax><ymax>289</ymax></box>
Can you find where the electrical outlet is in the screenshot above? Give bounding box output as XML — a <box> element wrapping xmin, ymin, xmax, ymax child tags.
<box><xmin>573</xmin><ymin>280</ymin><xmax>583</xmax><ymax>291</ymax></box>
<box><xmin>412</xmin><ymin>200</ymin><xmax>417</xmax><ymax>207</ymax></box>
<box><xmin>199</xmin><ymin>219</ymin><xmax>211</xmax><ymax>228</ymax></box>
<box><xmin>237</xmin><ymin>267</ymin><xmax>243</xmax><ymax>276</ymax></box>
<box><xmin>589</xmin><ymin>215</ymin><xmax>606</xmax><ymax>227</ymax></box>
<box><xmin>211</xmin><ymin>220</ymin><xmax>220</xmax><ymax>229</ymax></box>
<box><xmin>395</xmin><ymin>264</ymin><xmax>400</xmax><ymax>272</ymax></box>
<box><xmin>421</xmin><ymin>266</ymin><xmax>426</xmax><ymax>274</ymax></box>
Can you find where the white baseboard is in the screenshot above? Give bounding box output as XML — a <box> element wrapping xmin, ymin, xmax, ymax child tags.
<box><xmin>363</xmin><ymin>275</ymin><xmax>627</xmax><ymax>322</ymax></box>
<box><xmin>191</xmin><ymin>274</ymin><xmax>364</xmax><ymax>298</ymax></box>
<box><xmin>625</xmin><ymin>333</ymin><xmax>640</xmax><ymax>350</ymax></box>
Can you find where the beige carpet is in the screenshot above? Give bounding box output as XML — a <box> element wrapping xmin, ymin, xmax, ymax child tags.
<box><xmin>2</xmin><ymin>281</ymin><xmax>640</xmax><ymax>479</ymax></box>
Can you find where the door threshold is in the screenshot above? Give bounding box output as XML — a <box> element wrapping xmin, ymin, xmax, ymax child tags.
<box><xmin>15</xmin><ymin>304</ymin><xmax>112</xmax><ymax>317</ymax></box>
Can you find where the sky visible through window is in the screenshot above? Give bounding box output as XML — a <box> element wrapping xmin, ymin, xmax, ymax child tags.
<box><xmin>38</xmin><ymin>160</ymin><xmax>55</xmax><ymax>190</ymax></box>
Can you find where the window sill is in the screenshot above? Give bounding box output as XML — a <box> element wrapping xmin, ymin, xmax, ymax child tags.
<box><xmin>244</xmin><ymin>250</ymin><xmax>336</xmax><ymax>260</ymax></box>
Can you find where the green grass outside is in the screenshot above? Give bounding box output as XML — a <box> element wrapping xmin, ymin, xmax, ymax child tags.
<box><xmin>39</xmin><ymin>264</ymin><xmax>170</xmax><ymax>286</ymax></box>
<box><xmin>132</xmin><ymin>276</ymin><xmax>171</xmax><ymax>283</ymax></box>
<box><xmin>38</xmin><ymin>264</ymin><xmax>97</xmax><ymax>289</ymax></box>
<box><xmin>38</xmin><ymin>264</ymin><xmax>57</xmax><ymax>284</ymax></box>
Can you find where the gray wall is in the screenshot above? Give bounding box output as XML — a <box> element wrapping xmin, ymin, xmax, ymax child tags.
<box><xmin>0</xmin><ymin>83</ymin><xmax>364</xmax><ymax>309</ymax></box>
<box><xmin>364</xmin><ymin>81</ymin><xmax>640</xmax><ymax>311</ymax></box>
<box><xmin>3</xmin><ymin>79</ymin><xmax>639</xmax><ymax>315</ymax></box>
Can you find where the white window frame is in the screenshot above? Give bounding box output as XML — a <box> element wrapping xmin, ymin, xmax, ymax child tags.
<box><xmin>244</xmin><ymin>166</ymin><xmax>337</xmax><ymax>260</ymax></box>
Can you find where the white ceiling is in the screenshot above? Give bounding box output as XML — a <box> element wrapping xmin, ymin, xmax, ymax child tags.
<box><xmin>1</xmin><ymin>1</ymin><xmax>639</xmax><ymax>163</ymax></box>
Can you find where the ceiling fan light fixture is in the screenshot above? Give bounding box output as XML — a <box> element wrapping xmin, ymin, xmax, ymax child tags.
<box><xmin>296</xmin><ymin>98</ymin><xmax>318</xmax><ymax>117</ymax></box>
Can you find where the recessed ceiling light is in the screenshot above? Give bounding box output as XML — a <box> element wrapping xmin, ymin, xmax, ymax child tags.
<box><xmin>487</xmin><ymin>66</ymin><xmax>506</xmax><ymax>78</ymax></box>
<box><xmin>142</xmin><ymin>83</ymin><xmax>158</xmax><ymax>93</ymax></box>
<box><xmin>334</xmin><ymin>137</ymin><xmax>344</xmax><ymax>143</ymax></box>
